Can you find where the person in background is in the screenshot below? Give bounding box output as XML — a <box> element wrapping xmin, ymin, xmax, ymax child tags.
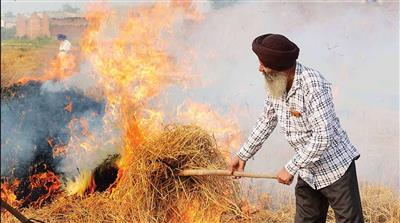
<box><xmin>54</xmin><ymin>34</ymin><xmax>74</xmax><ymax>77</ymax></box>
<box><xmin>57</xmin><ymin>34</ymin><xmax>72</xmax><ymax>55</ymax></box>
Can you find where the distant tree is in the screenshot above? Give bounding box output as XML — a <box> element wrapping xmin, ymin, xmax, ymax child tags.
<box><xmin>4</xmin><ymin>11</ymin><xmax>14</xmax><ymax>18</ymax></box>
<box><xmin>62</xmin><ymin>4</ymin><xmax>79</xmax><ymax>13</ymax></box>
<box><xmin>1</xmin><ymin>27</ymin><xmax>16</xmax><ymax>40</ymax></box>
<box><xmin>210</xmin><ymin>0</ymin><xmax>238</xmax><ymax>9</ymax></box>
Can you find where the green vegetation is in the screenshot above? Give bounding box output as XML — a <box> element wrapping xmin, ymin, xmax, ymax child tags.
<box><xmin>1</xmin><ymin>39</ymin><xmax>58</xmax><ymax>86</ymax></box>
<box><xmin>62</xmin><ymin>3</ymin><xmax>80</xmax><ymax>13</ymax></box>
<box><xmin>1</xmin><ymin>27</ymin><xmax>16</xmax><ymax>40</ymax></box>
<box><xmin>1</xmin><ymin>37</ymin><xmax>57</xmax><ymax>48</ymax></box>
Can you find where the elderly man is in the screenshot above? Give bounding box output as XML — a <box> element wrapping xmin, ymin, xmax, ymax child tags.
<box><xmin>229</xmin><ymin>34</ymin><xmax>364</xmax><ymax>223</ymax></box>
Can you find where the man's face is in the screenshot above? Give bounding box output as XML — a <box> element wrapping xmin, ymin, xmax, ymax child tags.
<box><xmin>258</xmin><ymin>63</ymin><xmax>273</xmax><ymax>76</ymax></box>
<box><xmin>259</xmin><ymin>62</ymin><xmax>288</xmax><ymax>98</ymax></box>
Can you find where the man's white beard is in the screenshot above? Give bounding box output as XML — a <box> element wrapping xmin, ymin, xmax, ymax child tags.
<box><xmin>264</xmin><ymin>72</ymin><xmax>288</xmax><ymax>99</ymax></box>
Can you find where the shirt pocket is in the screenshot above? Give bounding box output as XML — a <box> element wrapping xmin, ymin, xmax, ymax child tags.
<box><xmin>287</xmin><ymin>101</ymin><xmax>309</xmax><ymax>133</ymax></box>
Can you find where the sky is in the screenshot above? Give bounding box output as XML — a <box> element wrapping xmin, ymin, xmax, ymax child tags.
<box><xmin>1</xmin><ymin>0</ymin><xmax>231</xmax><ymax>14</ymax></box>
<box><xmin>2</xmin><ymin>0</ymin><xmax>233</xmax><ymax>15</ymax></box>
<box><xmin>2</xmin><ymin>1</ymin><xmax>82</xmax><ymax>14</ymax></box>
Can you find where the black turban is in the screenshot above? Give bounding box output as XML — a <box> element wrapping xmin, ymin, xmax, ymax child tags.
<box><xmin>57</xmin><ymin>34</ymin><xmax>67</xmax><ymax>40</ymax></box>
<box><xmin>252</xmin><ymin>34</ymin><xmax>299</xmax><ymax>71</ymax></box>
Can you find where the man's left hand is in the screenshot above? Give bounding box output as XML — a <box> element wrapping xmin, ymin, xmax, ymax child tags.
<box><xmin>277</xmin><ymin>168</ymin><xmax>294</xmax><ymax>185</ymax></box>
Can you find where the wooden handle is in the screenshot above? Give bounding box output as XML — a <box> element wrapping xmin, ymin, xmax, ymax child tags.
<box><xmin>177</xmin><ymin>169</ymin><xmax>277</xmax><ymax>179</ymax></box>
<box><xmin>1</xmin><ymin>198</ymin><xmax>33</xmax><ymax>223</ymax></box>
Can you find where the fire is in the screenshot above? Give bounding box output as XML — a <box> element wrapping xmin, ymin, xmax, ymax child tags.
<box><xmin>47</xmin><ymin>138</ymin><xmax>67</xmax><ymax>158</ymax></box>
<box><xmin>28</xmin><ymin>171</ymin><xmax>61</xmax><ymax>207</ymax></box>
<box><xmin>174</xmin><ymin>198</ymin><xmax>223</xmax><ymax>223</ymax></box>
<box><xmin>63</xmin><ymin>1</ymin><xmax>240</xmax><ymax>202</ymax></box>
<box><xmin>80</xmin><ymin>3</ymin><xmax>111</xmax><ymax>56</ymax></box>
<box><xmin>177</xmin><ymin>100</ymin><xmax>242</xmax><ymax>160</ymax></box>
<box><xmin>66</xmin><ymin>170</ymin><xmax>94</xmax><ymax>197</ymax></box>
<box><xmin>2</xmin><ymin>2</ymin><xmax>247</xmax><ymax>221</ymax></box>
<box><xmin>64</xmin><ymin>96</ymin><xmax>73</xmax><ymax>112</ymax></box>
<box><xmin>17</xmin><ymin>50</ymin><xmax>77</xmax><ymax>84</ymax></box>
<box><xmin>44</xmin><ymin>53</ymin><xmax>76</xmax><ymax>80</ymax></box>
<box><xmin>22</xmin><ymin>170</ymin><xmax>62</xmax><ymax>208</ymax></box>
<box><xmin>170</xmin><ymin>0</ymin><xmax>204</xmax><ymax>21</ymax></box>
<box><xmin>1</xmin><ymin>179</ymin><xmax>21</xmax><ymax>210</ymax></box>
<box><xmin>76</xmin><ymin>3</ymin><xmax>196</xmax><ymax>173</ymax></box>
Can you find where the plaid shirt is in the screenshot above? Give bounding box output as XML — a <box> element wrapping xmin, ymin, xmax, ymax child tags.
<box><xmin>237</xmin><ymin>62</ymin><xmax>360</xmax><ymax>189</ymax></box>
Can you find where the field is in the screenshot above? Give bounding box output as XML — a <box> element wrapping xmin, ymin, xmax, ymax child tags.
<box><xmin>1</xmin><ymin>38</ymin><xmax>58</xmax><ymax>87</ymax></box>
<box><xmin>245</xmin><ymin>183</ymin><xmax>400</xmax><ymax>222</ymax></box>
<box><xmin>1</xmin><ymin>38</ymin><xmax>399</xmax><ymax>223</ymax></box>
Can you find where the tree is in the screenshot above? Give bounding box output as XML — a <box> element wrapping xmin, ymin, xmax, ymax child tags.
<box><xmin>4</xmin><ymin>11</ymin><xmax>14</xmax><ymax>18</ymax></box>
<box><xmin>1</xmin><ymin>27</ymin><xmax>16</xmax><ymax>40</ymax></box>
<box><xmin>210</xmin><ymin>0</ymin><xmax>238</xmax><ymax>9</ymax></box>
<box><xmin>62</xmin><ymin>4</ymin><xmax>79</xmax><ymax>13</ymax></box>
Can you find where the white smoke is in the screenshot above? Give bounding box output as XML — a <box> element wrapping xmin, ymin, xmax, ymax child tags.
<box><xmin>166</xmin><ymin>1</ymin><xmax>399</xmax><ymax>192</ymax></box>
<box><xmin>72</xmin><ymin>1</ymin><xmax>397</xmax><ymax>191</ymax></box>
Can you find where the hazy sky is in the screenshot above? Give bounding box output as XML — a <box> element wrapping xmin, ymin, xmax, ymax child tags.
<box><xmin>0</xmin><ymin>0</ymin><xmax>229</xmax><ymax>14</ymax></box>
<box><xmin>1</xmin><ymin>1</ymin><xmax>84</xmax><ymax>14</ymax></box>
<box><xmin>0</xmin><ymin>0</ymin><xmax>157</xmax><ymax>14</ymax></box>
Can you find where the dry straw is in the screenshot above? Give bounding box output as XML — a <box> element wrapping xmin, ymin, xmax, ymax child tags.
<box><xmin>2</xmin><ymin>125</ymin><xmax>244</xmax><ymax>222</ymax></box>
<box><xmin>1</xmin><ymin>125</ymin><xmax>399</xmax><ymax>222</ymax></box>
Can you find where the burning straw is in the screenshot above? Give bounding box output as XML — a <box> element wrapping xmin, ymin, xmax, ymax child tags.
<box><xmin>112</xmin><ymin>124</ymin><xmax>242</xmax><ymax>222</ymax></box>
<box><xmin>2</xmin><ymin>125</ymin><xmax>243</xmax><ymax>222</ymax></box>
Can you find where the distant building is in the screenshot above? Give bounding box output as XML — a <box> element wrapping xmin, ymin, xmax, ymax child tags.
<box><xmin>49</xmin><ymin>15</ymin><xmax>87</xmax><ymax>40</ymax></box>
<box><xmin>29</xmin><ymin>13</ymin><xmax>50</xmax><ymax>38</ymax></box>
<box><xmin>15</xmin><ymin>11</ymin><xmax>87</xmax><ymax>40</ymax></box>
<box><xmin>16</xmin><ymin>13</ymin><xmax>49</xmax><ymax>38</ymax></box>
<box><xmin>16</xmin><ymin>14</ymin><xmax>27</xmax><ymax>38</ymax></box>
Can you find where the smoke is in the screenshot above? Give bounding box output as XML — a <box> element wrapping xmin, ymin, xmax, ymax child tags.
<box><xmin>166</xmin><ymin>1</ymin><xmax>399</xmax><ymax>191</ymax></box>
<box><xmin>1</xmin><ymin>1</ymin><xmax>398</xmax><ymax>199</ymax></box>
<box><xmin>0</xmin><ymin>81</ymin><xmax>105</xmax><ymax>178</ymax></box>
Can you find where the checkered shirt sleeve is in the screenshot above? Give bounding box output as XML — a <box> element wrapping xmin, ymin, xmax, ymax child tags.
<box><xmin>285</xmin><ymin>81</ymin><xmax>335</xmax><ymax>176</ymax></box>
<box><xmin>236</xmin><ymin>98</ymin><xmax>278</xmax><ymax>161</ymax></box>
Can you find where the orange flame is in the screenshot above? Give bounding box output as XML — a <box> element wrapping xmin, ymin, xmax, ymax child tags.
<box><xmin>1</xmin><ymin>179</ymin><xmax>21</xmax><ymax>210</ymax></box>
<box><xmin>85</xmin><ymin>175</ymin><xmax>96</xmax><ymax>195</ymax></box>
<box><xmin>177</xmin><ymin>100</ymin><xmax>242</xmax><ymax>160</ymax></box>
<box><xmin>76</xmin><ymin>3</ymin><xmax>196</xmax><ymax>173</ymax></box>
<box><xmin>60</xmin><ymin>5</ymin><xmax>243</xmax><ymax>222</ymax></box>
<box><xmin>173</xmin><ymin>198</ymin><xmax>223</xmax><ymax>223</ymax></box>
<box><xmin>64</xmin><ymin>96</ymin><xmax>73</xmax><ymax>113</ymax></box>
<box><xmin>24</xmin><ymin>171</ymin><xmax>62</xmax><ymax>208</ymax></box>
<box><xmin>17</xmin><ymin>52</ymin><xmax>77</xmax><ymax>84</ymax></box>
<box><xmin>3</xmin><ymin>4</ymin><xmax>248</xmax><ymax>221</ymax></box>
<box><xmin>47</xmin><ymin>138</ymin><xmax>66</xmax><ymax>158</ymax></box>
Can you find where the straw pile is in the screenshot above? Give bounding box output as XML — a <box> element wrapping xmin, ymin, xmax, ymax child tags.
<box><xmin>1</xmin><ymin>125</ymin><xmax>243</xmax><ymax>223</ymax></box>
<box><xmin>111</xmin><ymin>124</ymin><xmax>242</xmax><ymax>222</ymax></box>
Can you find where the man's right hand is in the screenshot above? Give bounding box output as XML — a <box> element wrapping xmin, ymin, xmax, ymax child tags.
<box><xmin>229</xmin><ymin>155</ymin><xmax>246</xmax><ymax>178</ymax></box>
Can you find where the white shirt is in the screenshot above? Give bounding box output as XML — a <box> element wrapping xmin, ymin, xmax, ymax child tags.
<box><xmin>59</xmin><ymin>40</ymin><xmax>72</xmax><ymax>53</ymax></box>
<box><xmin>237</xmin><ymin>62</ymin><xmax>360</xmax><ymax>189</ymax></box>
